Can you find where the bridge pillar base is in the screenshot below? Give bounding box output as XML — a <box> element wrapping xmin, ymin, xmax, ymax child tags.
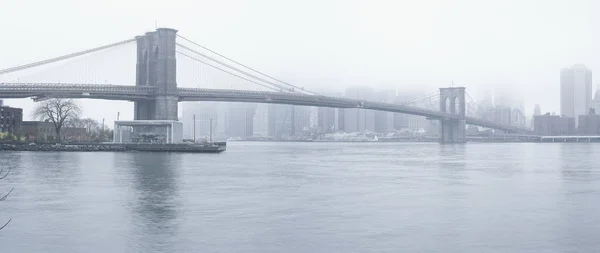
<box><xmin>134</xmin><ymin>100</ymin><xmax>156</xmax><ymax>120</ymax></box>
<box><xmin>440</xmin><ymin>119</ymin><xmax>466</xmax><ymax>144</ymax></box>
<box><xmin>154</xmin><ymin>95</ymin><xmax>179</xmax><ymax>121</ymax></box>
<box><xmin>134</xmin><ymin>96</ymin><xmax>178</xmax><ymax>121</ymax></box>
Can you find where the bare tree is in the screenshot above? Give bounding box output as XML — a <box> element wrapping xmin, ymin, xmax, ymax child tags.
<box><xmin>0</xmin><ymin>165</ymin><xmax>12</xmax><ymax>231</ymax></box>
<box><xmin>33</xmin><ymin>98</ymin><xmax>81</xmax><ymax>142</ymax></box>
<box><xmin>65</xmin><ymin>117</ymin><xmax>111</xmax><ymax>142</ymax></box>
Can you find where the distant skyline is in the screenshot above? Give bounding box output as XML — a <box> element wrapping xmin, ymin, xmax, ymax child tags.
<box><xmin>1</xmin><ymin>0</ymin><xmax>600</xmax><ymax>125</ymax></box>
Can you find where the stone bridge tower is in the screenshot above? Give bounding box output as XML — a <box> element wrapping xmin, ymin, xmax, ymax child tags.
<box><xmin>439</xmin><ymin>87</ymin><xmax>466</xmax><ymax>143</ymax></box>
<box><xmin>134</xmin><ymin>28</ymin><xmax>179</xmax><ymax>121</ymax></box>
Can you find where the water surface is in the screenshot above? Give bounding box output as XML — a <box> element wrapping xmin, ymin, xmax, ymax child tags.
<box><xmin>0</xmin><ymin>142</ymin><xmax>599</xmax><ymax>252</ymax></box>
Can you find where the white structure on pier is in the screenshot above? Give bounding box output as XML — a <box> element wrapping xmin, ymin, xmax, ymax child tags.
<box><xmin>113</xmin><ymin>120</ymin><xmax>183</xmax><ymax>144</ymax></box>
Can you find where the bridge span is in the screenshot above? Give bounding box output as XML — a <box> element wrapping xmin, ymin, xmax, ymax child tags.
<box><xmin>0</xmin><ymin>28</ymin><xmax>531</xmax><ymax>143</ymax></box>
<box><xmin>0</xmin><ymin>82</ymin><xmax>528</xmax><ymax>134</ymax></box>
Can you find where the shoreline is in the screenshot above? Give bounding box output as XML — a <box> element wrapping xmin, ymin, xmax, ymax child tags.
<box><xmin>0</xmin><ymin>142</ymin><xmax>227</xmax><ymax>153</ymax></box>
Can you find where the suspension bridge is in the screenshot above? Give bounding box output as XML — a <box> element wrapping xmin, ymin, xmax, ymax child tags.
<box><xmin>0</xmin><ymin>28</ymin><xmax>530</xmax><ymax>143</ymax></box>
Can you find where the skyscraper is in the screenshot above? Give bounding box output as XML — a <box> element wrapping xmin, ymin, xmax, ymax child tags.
<box><xmin>292</xmin><ymin>106</ymin><xmax>311</xmax><ymax>135</ymax></box>
<box><xmin>227</xmin><ymin>103</ymin><xmax>255</xmax><ymax>138</ymax></box>
<box><xmin>374</xmin><ymin>90</ymin><xmax>395</xmax><ymax>133</ymax></box>
<box><xmin>268</xmin><ymin>104</ymin><xmax>293</xmax><ymax>139</ymax></box>
<box><xmin>343</xmin><ymin>86</ymin><xmax>375</xmax><ymax>132</ymax></box>
<box><xmin>591</xmin><ymin>85</ymin><xmax>600</xmax><ymax>114</ymax></box>
<box><xmin>318</xmin><ymin>107</ymin><xmax>336</xmax><ymax>133</ymax></box>
<box><xmin>182</xmin><ymin>102</ymin><xmax>220</xmax><ymax>140</ymax></box>
<box><xmin>533</xmin><ymin>104</ymin><xmax>541</xmax><ymax>116</ymax></box>
<box><xmin>253</xmin><ymin>104</ymin><xmax>269</xmax><ymax>137</ymax></box>
<box><xmin>561</xmin><ymin>65</ymin><xmax>592</xmax><ymax>126</ymax></box>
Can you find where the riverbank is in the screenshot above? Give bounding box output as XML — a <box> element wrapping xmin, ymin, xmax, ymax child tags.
<box><xmin>0</xmin><ymin>142</ymin><xmax>226</xmax><ymax>153</ymax></box>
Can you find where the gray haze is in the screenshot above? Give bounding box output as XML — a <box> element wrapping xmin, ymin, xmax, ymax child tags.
<box><xmin>1</xmin><ymin>0</ymin><xmax>600</xmax><ymax>125</ymax></box>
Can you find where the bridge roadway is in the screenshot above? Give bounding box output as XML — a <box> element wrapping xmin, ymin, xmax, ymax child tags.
<box><xmin>0</xmin><ymin>83</ymin><xmax>529</xmax><ymax>133</ymax></box>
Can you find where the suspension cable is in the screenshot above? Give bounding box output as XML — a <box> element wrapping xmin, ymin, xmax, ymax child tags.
<box><xmin>176</xmin><ymin>51</ymin><xmax>281</xmax><ymax>92</ymax></box>
<box><xmin>401</xmin><ymin>92</ymin><xmax>439</xmax><ymax>105</ymax></box>
<box><xmin>177</xmin><ymin>35</ymin><xmax>323</xmax><ymax>96</ymax></box>
<box><xmin>465</xmin><ymin>91</ymin><xmax>483</xmax><ymax>112</ymax></box>
<box><xmin>0</xmin><ymin>38</ymin><xmax>136</xmax><ymax>76</ymax></box>
<box><xmin>176</xmin><ymin>43</ymin><xmax>296</xmax><ymax>93</ymax></box>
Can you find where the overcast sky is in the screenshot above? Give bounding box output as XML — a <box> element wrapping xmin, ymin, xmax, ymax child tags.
<box><xmin>1</xmin><ymin>0</ymin><xmax>599</xmax><ymax>125</ymax></box>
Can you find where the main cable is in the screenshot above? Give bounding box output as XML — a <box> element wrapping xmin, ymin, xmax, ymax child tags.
<box><xmin>176</xmin><ymin>43</ymin><xmax>299</xmax><ymax>93</ymax></box>
<box><xmin>176</xmin><ymin>50</ymin><xmax>281</xmax><ymax>92</ymax></box>
<box><xmin>177</xmin><ymin>35</ymin><xmax>323</xmax><ymax>96</ymax></box>
<box><xmin>0</xmin><ymin>38</ymin><xmax>136</xmax><ymax>76</ymax></box>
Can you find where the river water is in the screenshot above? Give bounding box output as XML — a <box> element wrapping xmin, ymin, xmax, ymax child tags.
<box><xmin>0</xmin><ymin>142</ymin><xmax>599</xmax><ymax>252</ymax></box>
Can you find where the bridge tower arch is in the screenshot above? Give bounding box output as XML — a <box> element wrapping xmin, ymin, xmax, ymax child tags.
<box><xmin>439</xmin><ymin>87</ymin><xmax>466</xmax><ymax>143</ymax></box>
<box><xmin>134</xmin><ymin>28</ymin><xmax>179</xmax><ymax>121</ymax></box>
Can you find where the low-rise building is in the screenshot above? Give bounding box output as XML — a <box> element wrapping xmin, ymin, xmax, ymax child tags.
<box><xmin>534</xmin><ymin>114</ymin><xmax>576</xmax><ymax>136</ymax></box>
<box><xmin>0</xmin><ymin>105</ymin><xmax>23</xmax><ymax>136</ymax></box>
<box><xmin>22</xmin><ymin>121</ymin><xmax>56</xmax><ymax>142</ymax></box>
<box><xmin>22</xmin><ymin>121</ymin><xmax>103</xmax><ymax>142</ymax></box>
<box><xmin>578</xmin><ymin>109</ymin><xmax>600</xmax><ymax>135</ymax></box>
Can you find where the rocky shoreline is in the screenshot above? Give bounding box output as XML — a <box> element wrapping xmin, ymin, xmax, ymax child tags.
<box><xmin>0</xmin><ymin>143</ymin><xmax>129</xmax><ymax>152</ymax></box>
<box><xmin>0</xmin><ymin>142</ymin><xmax>227</xmax><ymax>153</ymax></box>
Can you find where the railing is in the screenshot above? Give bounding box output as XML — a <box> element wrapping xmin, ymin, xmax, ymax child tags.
<box><xmin>0</xmin><ymin>83</ymin><xmax>155</xmax><ymax>96</ymax></box>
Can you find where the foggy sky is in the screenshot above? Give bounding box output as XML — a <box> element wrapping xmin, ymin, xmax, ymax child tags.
<box><xmin>1</xmin><ymin>0</ymin><xmax>599</xmax><ymax>126</ymax></box>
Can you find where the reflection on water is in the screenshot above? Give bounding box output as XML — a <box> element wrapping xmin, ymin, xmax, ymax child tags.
<box><xmin>0</xmin><ymin>143</ymin><xmax>600</xmax><ymax>252</ymax></box>
<box><xmin>127</xmin><ymin>153</ymin><xmax>182</xmax><ymax>251</ymax></box>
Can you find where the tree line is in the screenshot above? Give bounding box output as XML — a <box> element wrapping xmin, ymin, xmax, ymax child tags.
<box><xmin>0</xmin><ymin>98</ymin><xmax>113</xmax><ymax>143</ymax></box>
<box><xmin>32</xmin><ymin>98</ymin><xmax>113</xmax><ymax>142</ymax></box>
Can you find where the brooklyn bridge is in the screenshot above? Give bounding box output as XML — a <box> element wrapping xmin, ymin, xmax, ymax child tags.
<box><xmin>0</xmin><ymin>28</ymin><xmax>531</xmax><ymax>143</ymax></box>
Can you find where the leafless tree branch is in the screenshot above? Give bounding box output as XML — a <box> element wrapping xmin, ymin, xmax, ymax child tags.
<box><xmin>33</xmin><ymin>98</ymin><xmax>81</xmax><ymax>142</ymax></box>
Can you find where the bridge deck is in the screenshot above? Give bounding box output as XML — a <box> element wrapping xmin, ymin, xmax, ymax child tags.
<box><xmin>0</xmin><ymin>83</ymin><xmax>530</xmax><ymax>133</ymax></box>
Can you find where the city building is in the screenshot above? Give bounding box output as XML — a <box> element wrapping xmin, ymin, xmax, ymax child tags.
<box><xmin>533</xmin><ymin>104</ymin><xmax>541</xmax><ymax>116</ymax></box>
<box><xmin>486</xmin><ymin>106</ymin><xmax>512</xmax><ymax>126</ymax></box>
<box><xmin>578</xmin><ymin>109</ymin><xmax>600</xmax><ymax>135</ymax></box>
<box><xmin>374</xmin><ymin>90</ymin><xmax>395</xmax><ymax>133</ymax></box>
<box><xmin>182</xmin><ymin>102</ymin><xmax>221</xmax><ymax>140</ymax></box>
<box><xmin>227</xmin><ymin>103</ymin><xmax>255</xmax><ymax>138</ymax></box>
<box><xmin>591</xmin><ymin>87</ymin><xmax>600</xmax><ymax>114</ymax></box>
<box><xmin>342</xmin><ymin>86</ymin><xmax>375</xmax><ymax>132</ymax></box>
<box><xmin>62</xmin><ymin>127</ymin><xmax>90</xmax><ymax>142</ymax></box>
<box><xmin>252</xmin><ymin>104</ymin><xmax>269</xmax><ymax>137</ymax></box>
<box><xmin>561</xmin><ymin>65</ymin><xmax>592</xmax><ymax>126</ymax></box>
<box><xmin>309</xmin><ymin>107</ymin><xmax>319</xmax><ymax>131</ymax></box>
<box><xmin>22</xmin><ymin>121</ymin><xmax>93</xmax><ymax>142</ymax></box>
<box><xmin>392</xmin><ymin>92</ymin><xmax>437</xmax><ymax>133</ymax></box>
<box><xmin>22</xmin><ymin>121</ymin><xmax>57</xmax><ymax>142</ymax></box>
<box><xmin>268</xmin><ymin>104</ymin><xmax>293</xmax><ymax>139</ymax></box>
<box><xmin>293</xmin><ymin>106</ymin><xmax>312</xmax><ymax>135</ymax></box>
<box><xmin>317</xmin><ymin>107</ymin><xmax>336</xmax><ymax>133</ymax></box>
<box><xmin>0</xmin><ymin>105</ymin><xmax>23</xmax><ymax>136</ymax></box>
<box><xmin>511</xmin><ymin>108</ymin><xmax>526</xmax><ymax>126</ymax></box>
<box><xmin>533</xmin><ymin>114</ymin><xmax>576</xmax><ymax>136</ymax></box>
